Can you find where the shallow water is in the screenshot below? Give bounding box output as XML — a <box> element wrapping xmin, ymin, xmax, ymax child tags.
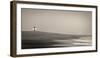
<box><xmin>22</xmin><ymin>31</ymin><xmax>92</xmax><ymax>49</ymax></box>
<box><xmin>52</xmin><ymin>37</ymin><xmax>92</xmax><ymax>47</ymax></box>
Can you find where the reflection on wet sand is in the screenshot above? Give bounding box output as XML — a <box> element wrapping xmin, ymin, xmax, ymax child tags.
<box><xmin>22</xmin><ymin>31</ymin><xmax>92</xmax><ymax>49</ymax></box>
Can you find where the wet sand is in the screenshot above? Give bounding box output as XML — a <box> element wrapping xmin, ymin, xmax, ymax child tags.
<box><xmin>22</xmin><ymin>31</ymin><xmax>92</xmax><ymax>49</ymax></box>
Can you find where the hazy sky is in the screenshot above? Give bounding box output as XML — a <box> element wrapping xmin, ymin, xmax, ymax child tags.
<box><xmin>21</xmin><ymin>8</ymin><xmax>92</xmax><ymax>35</ymax></box>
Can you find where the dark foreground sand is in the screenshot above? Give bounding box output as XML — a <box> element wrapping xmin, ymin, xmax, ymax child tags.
<box><xmin>22</xmin><ymin>31</ymin><xmax>92</xmax><ymax>49</ymax></box>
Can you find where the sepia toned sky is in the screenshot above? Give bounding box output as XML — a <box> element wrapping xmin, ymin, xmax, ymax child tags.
<box><xmin>21</xmin><ymin>8</ymin><xmax>92</xmax><ymax>35</ymax></box>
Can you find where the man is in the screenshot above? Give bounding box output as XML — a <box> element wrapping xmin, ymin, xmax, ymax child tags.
<box><xmin>32</xmin><ymin>26</ymin><xmax>37</xmax><ymax>31</ymax></box>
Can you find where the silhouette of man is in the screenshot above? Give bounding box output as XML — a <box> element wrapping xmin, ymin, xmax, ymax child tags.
<box><xmin>33</xmin><ymin>26</ymin><xmax>37</xmax><ymax>31</ymax></box>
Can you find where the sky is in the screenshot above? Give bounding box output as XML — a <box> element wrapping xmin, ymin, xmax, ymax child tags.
<box><xmin>21</xmin><ymin>8</ymin><xmax>92</xmax><ymax>35</ymax></box>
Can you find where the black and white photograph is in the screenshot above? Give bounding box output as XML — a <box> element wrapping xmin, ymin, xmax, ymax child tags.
<box><xmin>10</xmin><ymin>1</ymin><xmax>97</xmax><ymax>57</ymax></box>
<box><xmin>21</xmin><ymin>8</ymin><xmax>92</xmax><ymax>49</ymax></box>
